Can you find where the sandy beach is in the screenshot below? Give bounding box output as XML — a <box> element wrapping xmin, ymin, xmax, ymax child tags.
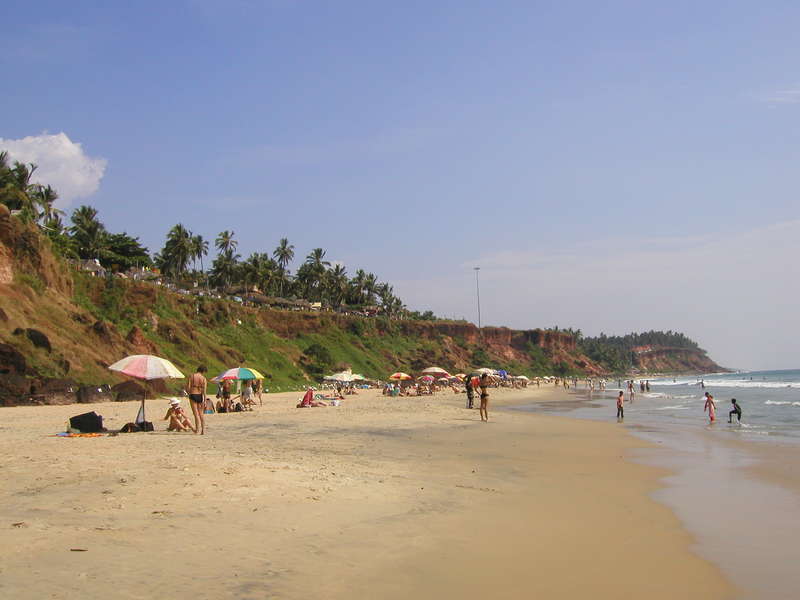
<box><xmin>1</xmin><ymin>386</ymin><xmax>733</xmax><ymax>599</ymax></box>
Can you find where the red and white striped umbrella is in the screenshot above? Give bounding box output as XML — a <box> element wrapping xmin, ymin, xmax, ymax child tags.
<box><xmin>108</xmin><ymin>355</ymin><xmax>184</xmax><ymax>380</ymax></box>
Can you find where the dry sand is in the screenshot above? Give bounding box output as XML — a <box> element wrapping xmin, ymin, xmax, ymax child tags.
<box><xmin>0</xmin><ymin>386</ymin><xmax>734</xmax><ymax>599</ymax></box>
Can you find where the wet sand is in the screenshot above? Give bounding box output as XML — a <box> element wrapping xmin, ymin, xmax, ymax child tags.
<box><xmin>0</xmin><ymin>386</ymin><xmax>732</xmax><ymax>599</ymax></box>
<box><xmin>513</xmin><ymin>385</ymin><xmax>800</xmax><ymax>599</ymax></box>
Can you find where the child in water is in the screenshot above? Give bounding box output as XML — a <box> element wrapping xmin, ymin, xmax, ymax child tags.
<box><xmin>729</xmin><ymin>398</ymin><xmax>742</xmax><ymax>423</ymax></box>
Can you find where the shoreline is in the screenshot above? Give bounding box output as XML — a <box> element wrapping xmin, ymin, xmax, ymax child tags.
<box><xmin>511</xmin><ymin>385</ymin><xmax>800</xmax><ymax>599</ymax></box>
<box><xmin>1</xmin><ymin>387</ymin><xmax>733</xmax><ymax>598</ymax></box>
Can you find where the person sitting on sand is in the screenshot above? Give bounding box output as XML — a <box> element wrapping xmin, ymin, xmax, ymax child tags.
<box><xmin>203</xmin><ymin>397</ymin><xmax>215</xmax><ymax>414</ymax></box>
<box><xmin>163</xmin><ymin>398</ymin><xmax>196</xmax><ymax>432</ymax></box>
<box><xmin>297</xmin><ymin>388</ymin><xmax>328</xmax><ymax>408</ymax></box>
<box><xmin>221</xmin><ymin>378</ymin><xmax>233</xmax><ymax>412</ymax></box>
<box><xmin>241</xmin><ymin>380</ymin><xmax>256</xmax><ymax>410</ymax></box>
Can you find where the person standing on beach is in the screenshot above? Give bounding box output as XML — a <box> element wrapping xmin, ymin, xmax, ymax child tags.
<box><xmin>616</xmin><ymin>391</ymin><xmax>624</xmax><ymax>421</ymax></box>
<box><xmin>704</xmin><ymin>393</ymin><xmax>716</xmax><ymax>424</ymax></box>
<box><xmin>479</xmin><ymin>373</ymin><xmax>490</xmax><ymax>422</ymax></box>
<box><xmin>466</xmin><ymin>378</ymin><xmax>475</xmax><ymax>409</ymax></box>
<box><xmin>185</xmin><ymin>365</ymin><xmax>208</xmax><ymax>435</ymax></box>
<box><xmin>627</xmin><ymin>380</ymin><xmax>635</xmax><ymax>402</ymax></box>
<box><xmin>729</xmin><ymin>398</ymin><xmax>742</xmax><ymax>423</ymax></box>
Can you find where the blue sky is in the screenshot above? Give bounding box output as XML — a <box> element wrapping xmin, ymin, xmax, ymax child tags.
<box><xmin>2</xmin><ymin>1</ymin><xmax>799</xmax><ymax>369</ymax></box>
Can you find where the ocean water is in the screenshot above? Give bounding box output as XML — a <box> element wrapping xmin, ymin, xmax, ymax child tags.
<box><xmin>579</xmin><ymin>369</ymin><xmax>800</xmax><ymax>443</ymax></box>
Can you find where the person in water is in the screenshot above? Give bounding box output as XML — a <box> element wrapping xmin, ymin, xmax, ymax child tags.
<box><xmin>729</xmin><ymin>398</ymin><xmax>742</xmax><ymax>423</ymax></box>
<box><xmin>616</xmin><ymin>391</ymin><xmax>624</xmax><ymax>421</ymax></box>
<box><xmin>704</xmin><ymin>393</ymin><xmax>716</xmax><ymax>424</ymax></box>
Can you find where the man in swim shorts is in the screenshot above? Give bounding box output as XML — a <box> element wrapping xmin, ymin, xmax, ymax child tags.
<box><xmin>616</xmin><ymin>391</ymin><xmax>624</xmax><ymax>421</ymax></box>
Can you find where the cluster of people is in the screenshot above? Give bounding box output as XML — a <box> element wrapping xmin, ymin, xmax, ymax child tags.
<box><xmin>464</xmin><ymin>373</ymin><xmax>491</xmax><ymax>422</ymax></box>
<box><xmin>703</xmin><ymin>392</ymin><xmax>742</xmax><ymax>424</ymax></box>
<box><xmin>615</xmin><ymin>388</ymin><xmax>743</xmax><ymax>425</ymax></box>
<box><xmin>167</xmin><ymin>365</ymin><xmax>268</xmax><ymax>435</ymax></box>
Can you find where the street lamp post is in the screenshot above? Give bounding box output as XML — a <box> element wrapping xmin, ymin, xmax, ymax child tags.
<box><xmin>474</xmin><ymin>266</ymin><xmax>481</xmax><ymax>331</ymax></box>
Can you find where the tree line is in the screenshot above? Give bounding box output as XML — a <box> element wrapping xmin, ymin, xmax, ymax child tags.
<box><xmin>0</xmin><ymin>152</ymin><xmax>405</xmax><ymax>314</ymax></box>
<box><xmin>578</xmin><ymin>330</ymin><xmax>704</xmax><ymax>373</ymax></box>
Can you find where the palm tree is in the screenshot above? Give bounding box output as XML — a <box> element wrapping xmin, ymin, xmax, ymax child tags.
<box><xmin>363</xmin><ymin>272</ymin><xmax>378</xmax><ymax>305</ymax></box>
<box><xmin>69</xmin><ymin>205</ymin><xmax>108</xmax><ymax>260</ymax></box>
<box><xmin>215</xmin><ymin>230</ymin><xmax>237</xmax><ymax>257</ymax></box>
<box><xmin>302</xmin><ymin>248</ymin><xmax>330</xmax><ymax>301</ymax></box>
<box><xmin>325</xmin><ymin>264</ymin><xmax>348</xmax><ymax>308</ymax></box>
<box><xmin>349</xmin><ymin>269</ymin><xmax>368</xmax><ymax>305</ymax></box>
<box><xmin>29</xmin><ymin>184</ymin><xmax>63</xmax><ymax>224</ymax></box>
<box><xmin>273</xmin><ymin>237</ymin><xmax>295</xmax><ymax>297</ymax></box>
<box><xmin>160</xmin><ymin>224</ymin><xmax>193</xmax><ymax>278</ymax></box>
<box><xmin>190</xmin><ymin>234</ymin><xmax>208</xmax><ymax>274</ymax></box>
<box><xmin>273</xmin><ymin>237</ymin><xmax>294</xmax><ymax>270</ymax></box>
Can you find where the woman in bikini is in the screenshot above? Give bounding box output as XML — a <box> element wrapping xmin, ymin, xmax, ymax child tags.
<box><xmin>185</xmin><ymin>365</ymin><xmax>208</xmax><ymax>435</ymax></box>
<box><xmin>479</xmin><ymin>373</ymin><xmax>490</xmax><ymax>422</ymax></box>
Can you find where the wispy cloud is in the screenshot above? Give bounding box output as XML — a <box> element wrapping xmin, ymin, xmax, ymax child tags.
<box><xmin>243</xmin><ymin>127</ymin><xmax>438</xmax><ymax>167</ymax></box>
<box><xmin>395</xmin><ymin>221</ymin><xmax>800</xmax><ymax>369</ymax></box>
<box><xmin>757</xmin><ymin>87</ymin><xmax>800</xmax><ymax>106</ymax></box>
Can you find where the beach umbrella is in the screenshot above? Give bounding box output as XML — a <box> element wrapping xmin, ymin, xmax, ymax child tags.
<box><xmin>437</xmin><ymin>377</ymin><xmax>450</xmax><ymax>383</ymax></box>
<box><xmin>351</xmin><ymin>374</ymin><xmax>366</xmax><ymax>381</ymax></box>
<box><xmin>214</xmin><ymin>366</ymin><xmax>265</xmax><ymax>381</ymax></box>
<box><xmin>389</xmin><ymin>372</ymin><xmax>412</xmax><ymax>381</ymax></box>
<box><xmin>453</xmin><ymin>373</ymin><xmax>467</xmax><ymax>379</ymax></box>
<box><xmin>418</xmin><ymin>375</ymin><xmax>435</xmax><ymax>382</ymax></box>
<box><xmin>421</xmin><ymin>366</ymin><xmax>450</xmax><ymax>376</ymax></box>
<box><xmin>324</xmin><ymin>370</ymin><xmax>355</xmax><ymax>382</ymax></box>
<box><xmin>515</xmin><ymin>375</ymin><xmax>530</xmax><ymax>381</ymax></box>
<box><xmin>109</xmin><ymin>354</ymin><xmax>184</xmax><ymax>380</ymax></box>
<box><xmin>473</xmin><ymin>367</ymin><xmax>496</xmax><ymax>375</ymax></box>
<box><xmin>108</xmin><ymin>354</ymin><xmax>185</xmax><ymax>424</ymax></box>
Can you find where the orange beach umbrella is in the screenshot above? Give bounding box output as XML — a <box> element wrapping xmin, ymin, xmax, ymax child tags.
<box><xmin>389</xmin><ymin>372</ymin><xmax>412</xmax><ymax>381</ymax></box>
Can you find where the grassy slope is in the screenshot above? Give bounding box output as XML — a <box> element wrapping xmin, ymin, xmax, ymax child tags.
<box><xmin>1</xmin><ymin>268</ymin><xmax>591</xmax><ymax>396</ymax></box>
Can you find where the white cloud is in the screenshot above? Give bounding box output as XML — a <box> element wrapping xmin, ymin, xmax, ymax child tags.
<box><xmin>0</xmin><ymin>133</ymin><xmax>107</xmax><ymax>207</ymax></box>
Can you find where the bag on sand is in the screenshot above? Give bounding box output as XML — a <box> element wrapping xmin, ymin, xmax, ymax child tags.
<box><xmin>119</xmin><ymin>422</ymin><xmax>140</xmax><ymax>433</ymax></box>
<box><xmin>69</xmin><ymin>411</ymin><xmax>104</xmax><ymax>433</ymax></box>
<box><xmin>139</xmin><ymin>421</ymin><xmax>154</xmax><ymax>432</ymax></box>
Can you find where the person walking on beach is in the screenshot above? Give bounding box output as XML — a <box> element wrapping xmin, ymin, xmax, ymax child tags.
<box><xmin>616</xmin><ymin>391</ymin><xmax>624</xmax><ymax>421</ymax></box>
<box><xmin>185</xmin><ymin>365</ymin><xmax>208</xmax><ymax>435</ymax></box>
<box><xmin>729</xmin><ymin>398</ymin><xmax>742</xmax><ymax>423</ymax></box>
<box><xmin>479</xmin><ymin>373</ymin><xmax>490</xmax><ymax>422</ymax></box>
<box><xmin>704</xmin><ymin>393</ymin><xmax>716</xmax><ymax>424</ymax></box>
<box><xmin>627</xmin><ymin>380</ymin><xmax>635</xmax><ymax>402</ymax></box>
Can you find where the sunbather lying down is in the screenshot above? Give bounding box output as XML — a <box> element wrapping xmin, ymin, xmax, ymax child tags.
<box><xmin>297</xmin><ymin>388</ymin><xmax>328</xmax><ymax>408</ymax></box>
